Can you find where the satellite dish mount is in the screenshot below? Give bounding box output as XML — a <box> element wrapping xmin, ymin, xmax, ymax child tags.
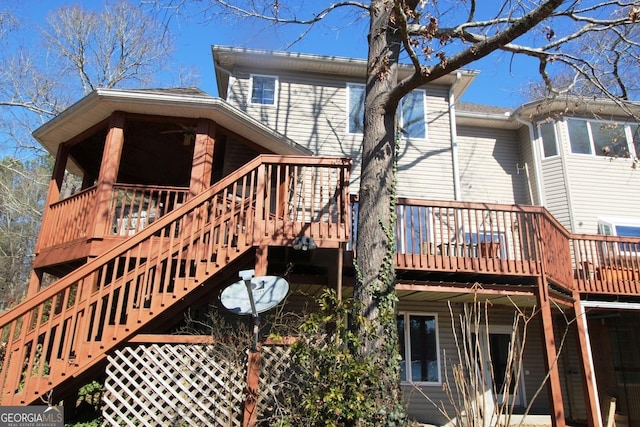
<box><xmin>220</xmin><ymin>269</ymin><xmax>289</xmax><ymax>350</ymax></box>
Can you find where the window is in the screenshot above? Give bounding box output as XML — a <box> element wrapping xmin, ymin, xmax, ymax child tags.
<box><xmin>347</xmin><ymin>83</ymin><xmax>427</xmax><ymax>139</ymax></box>
<box><xmin>630</xmin><ymin>124</ymin><xmax>640</xmax><ymax>158</ymax></box>
<box><xmin>397</xmin><ymin>313</ymin><xmax>440</xmax><ymax>384</ymax></box>
<box><xmin>568</xmin><ymin>119</ymin><xmax>633</xmax><ymax>157</ymax></box>
<box><xmin>598</xmin><ymin>218</ymin><xmax>640</xmax><ymax>254</ymax></box>
<box><xmin>347</xmin><ymin>83</ymin><xmax>365</xmax><ymax>134</ymax></box>
<box><xmin>400</xmin><ymin>90</ymin><xmax>426</xmax><ymax>139</ymax></box>
<box><xmin>250</xmin><ymin>74</ymin><xmax>277</xmax><ymax>105</ymax></box>
<box><xmin>538</xmin><ymin>121</ymin><xmax>558</xmax><ymax>158</ymax></box>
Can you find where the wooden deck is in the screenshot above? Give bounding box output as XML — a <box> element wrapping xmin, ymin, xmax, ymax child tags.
<box><xmin>0</xmin><ymin>155</ymin><xmax>352</xmax><ymax>405</ymax></box>
<box><xmin>1</xmin><ymin>155</ymin><xmax>639</xmax><ymax>406</ymax></box>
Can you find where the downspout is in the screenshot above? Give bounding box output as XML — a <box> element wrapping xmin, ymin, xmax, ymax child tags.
<box><xmin>513</xmin><ymin>113</ymin><xmax>545</xmax><ymax>206</ymax></box>
<box><xmin>213</xmin><ymin>61</ymin><xmax>235</xmax><ymax>100</ymax></box>
<box><xmin>449</xmin><ymin>72</ymin><xmax>462</xmax><ymax>201</ymax></box>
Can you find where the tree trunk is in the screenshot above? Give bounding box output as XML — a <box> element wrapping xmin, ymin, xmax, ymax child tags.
<box><xmin>352</xmin><ymin>0</ymin><xmax>406</xmax><ymax>423</ymax></box>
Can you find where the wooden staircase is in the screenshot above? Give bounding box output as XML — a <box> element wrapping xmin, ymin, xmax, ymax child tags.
<box><xmin>0</xmin><ymin>155</ymin><xmax>351</xmax><ymax>405</ymax></box>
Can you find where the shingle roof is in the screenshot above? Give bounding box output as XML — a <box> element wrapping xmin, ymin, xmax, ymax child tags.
<box><xmin>457</xmin><ymin>101</ymin><xmax>512</xmax><ymax>115</ymax></box>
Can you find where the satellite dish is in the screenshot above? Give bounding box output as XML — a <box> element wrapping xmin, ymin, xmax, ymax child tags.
<box><xmin>220</xmin><ymin>276</ymin><xmax>289</xmax><ymax>315</ymax></box>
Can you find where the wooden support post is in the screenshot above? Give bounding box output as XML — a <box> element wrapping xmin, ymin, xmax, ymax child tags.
<box><xmin>90</xmin><ymin>112</ymin><xmax>126</xmax><ymax>238</ymax></box>
<box><xmin>337</xmin><ymin>245</ymin><xmax>343</xmax><ymax>301</ymax></box>
<box><xmin>255</xmin><ymin>246</ymin><xmax>268</xmax><ymax>277</ymax></box>
<box><xmin>26</xmin><ymin>269</ymin><xmax>43</xmax><ymax>299</ymax></box>
<box><xmin>33</xmin><ymin>144</ymin><xmax>69</xmax><ymax>258</ymax></box>
<box><xmin>536</xmin><ymin>276</ymin><xmax>566</xmax><ymax>427</ymax></box>
<box><xmin>243</xmin><ymin>348</ymin><xmax>261</xmax><ymax>427</ymax></box>
<box><xmin>189</xmin><ymin>119</ymin><xmax>216</xmax><ymax>198</ymax></box>
<box><xmin>573</xmin><ymin>295</ymin><xmax>602</xmax><ymax>427</ymax></box>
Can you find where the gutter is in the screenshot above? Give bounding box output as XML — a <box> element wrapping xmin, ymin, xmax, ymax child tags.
<box><xmin>449</xmin><ymin>72</ymin><xmax>462</xmax><ymax>201</ymax></box>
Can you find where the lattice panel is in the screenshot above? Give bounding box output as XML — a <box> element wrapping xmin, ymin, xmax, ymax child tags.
<box><xmin>257</xmin><ymin>345</ymin><xmax>294</xmax><ymax>422</ymax></box>
<box><xmin>103</xmin><ymin>344</ymin><xmax>293</xmax><ymax>426</ymax></box>
<box><xmin>104</xmin><ymin>344</ymin><xmax>245</xmax><ymax>426</ymax></box>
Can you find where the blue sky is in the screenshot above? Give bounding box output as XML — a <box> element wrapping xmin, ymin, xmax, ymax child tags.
<box><xmin>9</xmin><ymin>0</ymin><xmax>542</xmax><ymax>108</ymax></box>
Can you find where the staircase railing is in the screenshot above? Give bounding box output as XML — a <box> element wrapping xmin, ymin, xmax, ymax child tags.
<box><xmin>0</xmin><ymin>155</ymin><xmax>352</xmax><ymax>405</ymax></box>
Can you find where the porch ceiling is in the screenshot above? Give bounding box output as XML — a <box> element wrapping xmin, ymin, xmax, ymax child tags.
<box><xmin>396</xmin><ymin>282</ymin><xmax>540</xmax><ymax>307</ymax></box>
<box><xmin>33</xmin><ymin>88</ymin><xmax>312</xmax><ymax>175</ymax></box>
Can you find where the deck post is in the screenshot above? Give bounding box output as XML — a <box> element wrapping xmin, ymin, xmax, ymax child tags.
<box><xmin>536</xmin><ymin>276</ymin><xmax>566</xmax><ymax>427</ymax></box>
<box><xmin>242</xmin><ymin>346</ymin><xmax>261</xmax><ymax>427</ymax></box>
<box><xmin>189</xmin><ymin>119</ymin><xmax>216</xmax><ymax>198</ymax></box>
<box><xmin>255</xmin><ymin>246</ymin><xmax>268</xmax><ymax>277</ymax></box>
<box><xmin>31</xmin><ymin>143</ymin><xmax>68</xmax><ymax>255</ymax></box>
<box><xmin>89</xmin><ymin>111</ymin><xmax>126</xmax><ymax>239</ymax></box>
<box><xmin>573</xmin><ymin>295</ymin><xmax>602</xmax><ymax>427</ymax></box>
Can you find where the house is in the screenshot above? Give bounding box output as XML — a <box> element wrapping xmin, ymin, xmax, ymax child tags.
<box><xmin>0</xmin><ymin>45</ymin><xmax>638</xmax><ymax>426</ymax></box>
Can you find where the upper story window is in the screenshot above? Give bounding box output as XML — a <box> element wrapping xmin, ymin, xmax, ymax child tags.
<box><xmin>250</xmin><ymin>74</ymin><xmax>277</xmax><ymax>105</ymax></box>
<box><xmin>400</xmin><ymin>89</ymin><xmax>427</xmax><ymax>139</ymax></box>
<box><xmin>347</xmin><ymin>83</ymin><xmax>365</xmax><ymax>134</ymax></box>
<box><xmin>538</xmin><ymin>121</ymin><xmax>558</xmax><ymax>158</ymax></box>
<box><xmin>567</xmin><ymin>118</ymin><xmax>636</xmax><ymax>158</ymax></box>
<box><xmin>397</xmin><ymin>312</ymin><xmax>440</xmax><ymax>384</ymax></box>
<box><xmin>630</xmin><ymin>124</ymin><xmax>640</xmax><ymax>157</ymax></box>
<box><xmin>347</xmin><ymin>83</ymin><xmax>427</xmax><ymax>139</ymax></box>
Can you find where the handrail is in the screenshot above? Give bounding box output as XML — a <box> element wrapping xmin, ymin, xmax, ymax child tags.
<box><xmin>0</xmin><ymin>155</ymin><xmax>352</xmax><ymax>405</ymax></box>
<box><xmin>570</xmin><ymin>233</ymin><xmax>640</xmax><ymax>294</ymax></box>
<box><xmin>350</xmin><ymin>197</ymin><xmax>573</xmax><ymax>285</ymax></box>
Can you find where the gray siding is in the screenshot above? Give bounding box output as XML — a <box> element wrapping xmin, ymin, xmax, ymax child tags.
<box><xmin>541</xmin><ymin>157</ymin><xmax>572</xmax><ymax>229</ymax></box>
<box><xmin>542</xmin><ymin>118</ymin><xmax>640</xmax><ymax>233</ymax></box>
<box><xmin>227</xmin><ymin>70</ymin><xmax>456</xmax><ymax>200</ymax></box>
<box><xmin>457</xmin><ymin>126</ymin><xmax>528</xmax><ymax>204</ymax></box>
<box><xmin>397</xmin><ymin>85</ymin><xmax>454</xmax><ymax>200</ymax></box>
<box><xmin>565</xmin><ymin>154</ymin><xmax>640</xmax><ymax>234</ymax></box>
<box><xmin>397</xmin><ymin>301</ymin><xmax>552</xmax><ymax>425</ymax></box>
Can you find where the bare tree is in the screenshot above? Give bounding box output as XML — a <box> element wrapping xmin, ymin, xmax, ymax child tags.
<box><xmin>149</xmin><ymin>0</ymin><xmax>639</xmax><ymax>422</ymax></box>
<box><xmin>44</xmin><ymin>2</ymin><xmax>172</xmax><ymax>94</ymax></box>
<box><xmin>0</xmin><ymin>1</ymin><xmax>174</xmax><ymax>308</ymax></box>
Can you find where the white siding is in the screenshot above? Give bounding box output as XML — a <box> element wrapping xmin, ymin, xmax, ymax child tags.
<box><xmin>457</xmin><ymin>126</ymin><xmax>528</xmax><ymax>204</ymax></box>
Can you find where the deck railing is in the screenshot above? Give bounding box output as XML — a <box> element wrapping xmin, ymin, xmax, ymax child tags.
<box><xmin>37</xmin><ymin>185</ymin><xmax>190</xmax><ymax>249</ymax></box>
<box><xmin>350</xmin><ymin>198</ymin><xmax>578</xmax><ymax>287</ymax></box>
<box><xmin>37</xmin><ymin>186</ymin><xmax>98</xmax><ymax>249</ymax></box>
<box><xmin>0</xmin><ymin>155</ymin><xmax>351</xmax><ymax>405</ymax></box>
<box><xmin>571</xmin><ymin>234</ymin><xmax>640</xmax><ymax>295</ymax></box>
<box><xmin>106</xmin><ymin>185</ymin><xmax>190</xmax><ymax>237</ymax></box>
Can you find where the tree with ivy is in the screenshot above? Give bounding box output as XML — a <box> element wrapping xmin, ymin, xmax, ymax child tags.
<box><xmin>152</xmin><ymin>0</ymin><xmax>639</xmax><ymax>423</ymax></box>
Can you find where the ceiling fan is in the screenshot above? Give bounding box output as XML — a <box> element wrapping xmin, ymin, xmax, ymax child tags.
<box><xmin>160</xmin><ymin>124</ymin><xmax>197</xmax><ymax>146</ymax></box>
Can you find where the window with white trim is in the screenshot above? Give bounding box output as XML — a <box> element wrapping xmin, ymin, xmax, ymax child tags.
<box><xmin>599</xmin><ymin>219</ymin><xmax>640</xmax><ymax>254</ymax></box>
<box><xmin>347</xmin><ymin>83</ymin><xmax>365</xmax><ymax>134</ymax></box>
<box><xmin>347</xmin><ymin>83</ymin><xmax>427</xmax><ymax>139</ymax></box>
<box><xmin>397</xmin><ymin>313</ymin><xmax>440</xmax><ymax>384</ymax></box>
<box><xmin>400</xmin><ymin>89</ymin><xmax>426</xmax><ymax>139</ymax></box>
<box><xmin>630</xmin><ymin>124</ymin><xmax>640</xmax><ymax>158</ymax></box>
<box><xmin>538</xmin><ymin>121</ymin><xmax>558</xmax><ymax>158</ymax></box>
<box><xmin>567</xmin><ymin>119</ymin><xmax>636</xmax><ymax>158</ymax></box>
<box><xmin>250</xmin><ymin>74</ymin><xmax>277</xmax><ymax>105</ymax></box>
